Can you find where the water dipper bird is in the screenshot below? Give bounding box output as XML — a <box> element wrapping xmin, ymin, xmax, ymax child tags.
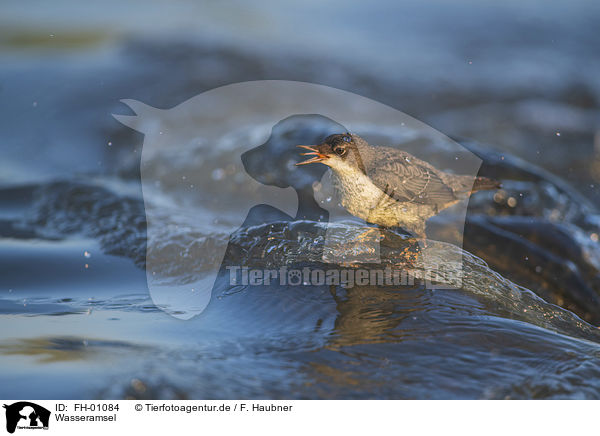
<box><xmin>296</xmin><ymin>133</ymin><xmax>500</xmax><ymax>238</ymax></box>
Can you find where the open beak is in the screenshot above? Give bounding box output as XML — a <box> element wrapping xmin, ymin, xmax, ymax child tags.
<box><xmin>295</xmin><ymin>145</ymin><xmax>329</xmax><ymax>166</ymax></box>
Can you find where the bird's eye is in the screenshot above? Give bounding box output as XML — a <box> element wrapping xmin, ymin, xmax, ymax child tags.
<box><xmin>342</xmin><ymin>135</ymin><xmax>351</xmax><ymax>142</ymax></box>
<box><xmin>334</xmin><ymin>146</ymin><xmax>346</xmax><ymax>156</ymax></box>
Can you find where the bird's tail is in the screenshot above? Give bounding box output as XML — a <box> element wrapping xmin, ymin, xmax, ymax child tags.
<box><xmin>472</xmin><ymin>176</ymin><xmax>502</xmax><ymax>192</ymax></box>
<box><xmin>445</xmin><ymin>174</ymin><xmax>502</xmax><ymax>197</ymax></box>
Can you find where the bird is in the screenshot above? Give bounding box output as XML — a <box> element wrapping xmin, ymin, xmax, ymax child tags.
<box><xmin>296</xmin><ymin>133</ymin><xmax>501</xmax><ymax>239</ymax></box>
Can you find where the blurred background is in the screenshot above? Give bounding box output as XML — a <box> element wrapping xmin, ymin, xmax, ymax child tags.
<box><xmin>1</xmin><ymin>0</ymin><xmax>599</xmax><ymax>195</ymax></box>
<box><xmin>2</xmin><ymin>0</ymin><xmax>600</xmax><ymax>399</ymax></box>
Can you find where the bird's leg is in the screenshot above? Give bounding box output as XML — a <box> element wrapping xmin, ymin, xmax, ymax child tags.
<box><xmin>412</xmin><ymin>224</ymin><xmax>427</xmax><ymax>240</ymax></box>
<box><xmin>401</xmin><ymin>221</ymin><xmax>428</xmax><ymax>248</ymax></box>
<box><xmin>415</xmin><ymin>225</ymin><xmax>429</xmax><ymax>250</ymax></box>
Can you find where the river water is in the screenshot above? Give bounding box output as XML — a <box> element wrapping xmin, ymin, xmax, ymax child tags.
<box><xmin>1</xmin><ymin>0</ymin><xmax>600</xmax><ymax>399</ymax></box>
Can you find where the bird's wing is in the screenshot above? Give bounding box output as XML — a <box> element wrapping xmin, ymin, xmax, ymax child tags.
<box><xmin>366</xmin><ymin>150</ymin><xmax>456</xmax><ymax>207</ymax></box>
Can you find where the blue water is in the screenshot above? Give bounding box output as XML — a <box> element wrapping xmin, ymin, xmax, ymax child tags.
<box><xmin>1</xmin><ymin>0</ymin><xmax>600</xmax><ymax>399</ymax></box>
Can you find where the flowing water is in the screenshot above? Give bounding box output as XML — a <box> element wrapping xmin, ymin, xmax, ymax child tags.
<box><xmin>1</xmin><ymin>0</ymin><xmax>600</xmax><ymax>399</ymax></box>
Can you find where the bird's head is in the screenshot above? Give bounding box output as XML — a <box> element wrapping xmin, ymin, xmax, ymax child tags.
<box><xmin>296</xmin><ymin>133</ymin><xmax>368</xmax><ymax>172</ymax></box>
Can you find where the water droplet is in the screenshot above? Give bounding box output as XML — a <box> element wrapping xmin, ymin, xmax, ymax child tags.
<box><xmin>493</xmin><ymin>190</ymin><xmax>506</xmax><ymax>203</ymax></box>
<box><xmin>212</xmin><ymin>168</ymin><xmax>225</xmax><ymax>180</ymax></box>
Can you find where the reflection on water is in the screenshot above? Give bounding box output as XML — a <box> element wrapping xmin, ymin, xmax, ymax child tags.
<box><xmin>0</xmin><ymin>337</ymin><xmax>148</xmax><ymax>363</ymax></box>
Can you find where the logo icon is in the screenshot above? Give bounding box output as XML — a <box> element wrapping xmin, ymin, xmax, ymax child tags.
<box><xmin>3</xmin><ymin>402</ymin><xmax>50</xmax><ymax>434</ymax></box>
